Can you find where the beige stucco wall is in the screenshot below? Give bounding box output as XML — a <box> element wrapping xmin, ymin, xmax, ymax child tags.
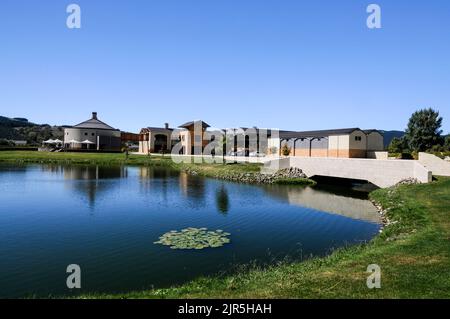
<box><xmin>179</xmin><ymin>130</ymin><xmax>191</xmax><ymax>154</ymax></box>
<box><xmin>349</xmin><ymin>130</ymin><xmax>367</xmax><ymax>150</ymax></box>
<box><xmin>64</xmin><ymin>128</ymin><xmax>120</xmax><ymax>149</ymax></box>
<box><xmin>367</xmin><ymin>132</ymin><xmax>384</xmax><ymax>151</ymax></box>
<box><xmin>328</xmin><ymin>135</ymin><xmax>350</xmax><ymax>150</ymax></box>
<box><xmin>139</xmin><ymin>129</ymin><xmax>177</xmax><ymax>154</ymax></box>
<box><xmin>139</xmin><ymin>140</ymin><xmax>148</xmax><ymax>153</ymax></box>
<box><xmin>267</xmin><ymin>137</ymin><xmax>280</xmax><ymax>155</ymax></box>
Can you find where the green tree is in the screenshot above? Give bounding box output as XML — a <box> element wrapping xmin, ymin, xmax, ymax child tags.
<box><xmin>387</xmin><ymin>137</ymin><xmax>405</xmax><ymax>153</ymax></box>
<box><xmin>444</xmin><ymin>136</ymin><xmax>450</xmax><ymax>151</ymax></box>
<box><xmin>404</xmin><ymin>108</ymin><xmax>443</xmax><ymax>152</ymax></box>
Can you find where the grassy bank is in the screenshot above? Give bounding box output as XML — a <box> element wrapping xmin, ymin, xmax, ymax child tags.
<box><xmin>80</xmin><ymin>177</ymin><xmax>450</xmax><ymax>298</ymax></box>
<box><xmin>0</xmin><ymin>150</ymin><xmax>173</xmax><ymax>166</ymax></box>
<box><xmin>0</xmin><ymin>150</ymin><xmax>263</xmax><ymax>179</ymax></box>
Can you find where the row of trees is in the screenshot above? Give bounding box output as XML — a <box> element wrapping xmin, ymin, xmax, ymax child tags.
<box><xmin>388</xmin><ymin>108</ymin><xmax>450</xmax><ymax>154</ymax></box>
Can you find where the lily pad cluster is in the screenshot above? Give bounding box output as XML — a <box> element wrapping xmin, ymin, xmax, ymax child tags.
<box><xmin>154</xmin><ymin>227</ymin><xmax>231</xmax><ymax>250</ymax></box>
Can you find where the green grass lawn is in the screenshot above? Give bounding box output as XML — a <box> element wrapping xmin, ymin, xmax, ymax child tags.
<box><xmin>80</xmin><ymin>177</ymin><xmax>450</xmax><ymax>299</ymax></box>
<box><xmin>0</xmin><ymin>150</ymin><xmax>171</xmax><ymax>165</ymax></box>
<box><xmin>0</xmin><ymin>150</ymin><xmax>263</xmax><ymax>179</ymax></box>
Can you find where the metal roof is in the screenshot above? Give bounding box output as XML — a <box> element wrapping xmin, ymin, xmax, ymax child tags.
<box><xmin>178</xmin><ymin>120</ymin><xmax>210</xmax><ymax>129</ymax></box>
<box><xmin>140</xmin><ymin>127</ymin><xmax>174</xmax><ymax>134</ymax></box>
<box><xmin>363</xmin><ymin>129</ymin><xmax>383</xmax><ymax>135</ymax></box>
<box><xmin>73</xmin><ymin>112</ymin><xmax>119</xmax><ymax>131</ymax></box>
<box><xmin>278</xmin><ymin>128</ymin><xmax>362</xmax><ymax>139</ymax></box>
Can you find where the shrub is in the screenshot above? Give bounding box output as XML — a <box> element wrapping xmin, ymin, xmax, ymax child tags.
<box><xmin>444</xmin><ymin>136</ymin><xmax>450</xmax><ymax>151</ymax></box>
<box><xmin>281</xmin><ymin>144</ymin><xmax>291</xmax><ymax>156</ymax></box>
<box><xmin>398</xmin><ymin>152</ymin><xmax>414</xmax><ymax>160</ymax></box>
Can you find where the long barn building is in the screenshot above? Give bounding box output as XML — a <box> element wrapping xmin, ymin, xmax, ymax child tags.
<box><xmin>269</xmin><ymin>128</ymin><xmax>384</xmax><ymax>158</ymax></box>
<box><xmin>138</xmin><ymin>120</ymin><xmax>384</xmax><ymax>159</ymax></box>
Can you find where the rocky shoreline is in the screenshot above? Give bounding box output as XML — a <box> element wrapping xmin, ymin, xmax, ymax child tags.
<box><xmin>183</xmin><ymin>167</ymin><xmax>315</xmax><ymax>185</ymax></box>
<box><xmin>370</xmin><ymin>177</ymin><xmax>420</xmax><ymax>233</ymax></box>
<box><xmin>370</xmin><ymin>199</ymin><xmax>393</xmax><ymax>233</ymax></box>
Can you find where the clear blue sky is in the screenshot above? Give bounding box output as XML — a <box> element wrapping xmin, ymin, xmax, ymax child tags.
<box><xmin>1</xmin><ymin>0</ymin><xmax>449</xmax><ymax>133</ymax></box>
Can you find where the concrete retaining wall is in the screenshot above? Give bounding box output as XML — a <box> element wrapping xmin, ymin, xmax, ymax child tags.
<box><xmin>367</xmin><ymin>151</ymin><xmax>388</xmax><ymax>160</ymax></box>
<box><xmin>418</xmin><ymin>152</ymin><xmax>450</xmax><ymax>177</ymax></box>
<box><xmin>265</xmin><ymin>157</ymin><xmax>432</xmax><ymax>188</ymax></box>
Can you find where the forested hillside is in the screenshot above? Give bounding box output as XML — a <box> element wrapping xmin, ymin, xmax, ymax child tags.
<box><xmin>0</xmin><ymin>116</ymin><xmax>64</xmax><ymax>146</ymax></box>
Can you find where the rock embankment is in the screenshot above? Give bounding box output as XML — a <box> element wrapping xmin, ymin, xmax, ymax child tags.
<box><xmin>395</xmin><ymin>178</ymin><xmax>420</xmax><ymax>186</ymax></box>
<box><xmin>184</xmin><ymin>167</ymin><xmax>312</xmax><ymax>185</ymax></box>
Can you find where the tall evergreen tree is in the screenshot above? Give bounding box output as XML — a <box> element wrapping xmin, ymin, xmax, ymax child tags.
<box><xmin>404</xmin><ymin>108</ymin><xmax>443</xmax><ymax>152</ymax></box>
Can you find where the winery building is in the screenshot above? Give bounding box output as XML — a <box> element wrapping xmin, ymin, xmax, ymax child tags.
<box><xmin>64</xmin><ymin>112</ymin><xmax>121</xmax><ymax>151</ymax></box>
<box><xmin>269</xmin><ymin>128</ymin><xmax>384</xmax><ymax>158</ymax></box>
<box><xmin>138</xmin><ymin>120</ymin><xmax>384</xmax><ymax>159</ymax></box>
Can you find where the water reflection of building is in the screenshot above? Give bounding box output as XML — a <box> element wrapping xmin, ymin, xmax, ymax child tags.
<box><xmin>179</xmin><ymin>172</ymin><xmax>206</xmax><ymax>205</ymax></box>
<box><xmin>138</xmin><ymin>166</ymin><xmax>180</xmax><ymax>201</ymax></box>
<box><xmin>63</xmin><ymin>165</ymin><xmax>127</xmax><ymax>180</ymax></box>
<box><xmin>264</xmin><ymin>185</ymin><xmax>381</xmax><ymax>223</ymax></box>
<box><xmin>62</xmin><ymin>165</ymin><xmax>127</xmax><ymax>207</ymax></box>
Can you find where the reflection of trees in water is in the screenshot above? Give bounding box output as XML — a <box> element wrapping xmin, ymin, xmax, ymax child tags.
<box><xmin>62</xmin><ymin>165</ymin><xmax>127</xmax><ymax>208</ymax></box>
<box><xmin>215</xmin><ymin>184</ymin><xmax>229</xmax><ymax>215</ymax></box>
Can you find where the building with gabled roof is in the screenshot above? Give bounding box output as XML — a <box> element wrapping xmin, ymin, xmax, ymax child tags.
<box><xmin>64</xmin><ymin>112</ymin><xmax>121</xmax><ymax>151</ymax></box>
<box><xmin>269</xmin><ymin>127</ymin><xmax>384</xmax><ymax>158</ymax></box>
<box><xmin>138</xmin><ymin>120</ymin><xmax>385</xmax><ymax>158</ymax></box>
<box><xmin>139</xmin><ymin>123</ymin><xmax>176</xmax><ymax>154</ymax></box>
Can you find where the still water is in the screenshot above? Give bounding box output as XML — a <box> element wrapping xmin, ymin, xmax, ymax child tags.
<box><xmin>0</xmin><ymin>164</ymin><xmax>381</xmax><ymax>298</ymax></box>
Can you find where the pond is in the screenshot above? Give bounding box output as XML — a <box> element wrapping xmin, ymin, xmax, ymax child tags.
<box><xmin>0</xmin><ymin>164</ymin><xmax>381</xmax><ymax>298</ymax></box>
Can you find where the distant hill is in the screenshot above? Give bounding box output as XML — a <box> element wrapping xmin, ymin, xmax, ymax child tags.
<box><xmin>0</xmin><ymin>116</ymin><xmax>64</xmax><ymax>145</ymax></box>
<box><xmin>380</xmin><ymin>130</ymin><xmax>405</xmax><ymax>148</ymax></box>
